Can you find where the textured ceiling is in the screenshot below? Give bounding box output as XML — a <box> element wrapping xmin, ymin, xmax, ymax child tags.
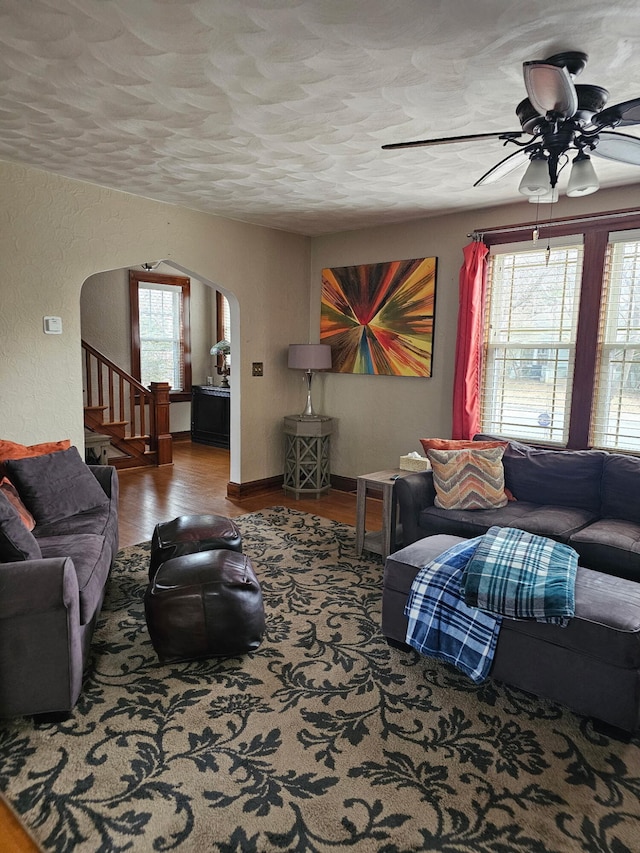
<box><xmin>1</xmin><ymin>0</ymin><xmax>640</xmax><ymax>236</ymax></box>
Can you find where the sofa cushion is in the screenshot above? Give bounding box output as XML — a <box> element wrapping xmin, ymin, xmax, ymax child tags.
<box><xmin>569</xmin><ymin>519</ymin><xmax>640</xmax><ymax>583</ymax></box>
<box><xmin>34</xmin><ymin>502</ymin><xmax>113</xmax><ymax>539</ymax></box>
<box><xmin>0</xmin><ymin>491</ymin><xmax>42</xmax><ymax>562</ymax></box>
<box><xmin>6</xmin><ymin>446</ymin><xmax>109</xmax><ymax>526</ymax></box>
<box><xmin>418</xmin><ymin>501</ymin><xmax>597</xmax><ymax>543</ymax></box>
<box><xmin>38</xmin><ymin>534</ymin><xmax>110</xmax><ymax>624</ymax></box>
<box><xmin>600</xmin><ymin>454</ymin><xmax>640</xmax><ymax>522</ymax></box>
<box><xmin>427</xmin><ymin>447</ymin><xmax>508</xmax><ymax>510</ymax></box>
<box><xmin>502</xmin><ymin>445</ymin><xmax>606</xmax><ymax>513</ymax></box>
<box><xmin>385</xmin><ymin>537</ymin><xmax>640</xmax><ymax>670</ymax></box>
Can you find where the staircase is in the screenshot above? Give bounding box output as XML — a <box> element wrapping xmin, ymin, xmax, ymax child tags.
<box><xmin>82</xmin><ymin>340</ymin><xmax>173</xmax><ymax>469</ymax></box>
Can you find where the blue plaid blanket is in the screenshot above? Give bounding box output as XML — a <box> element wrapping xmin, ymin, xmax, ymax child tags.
<box><xmin>461</xmin><ymin>526</ymin><xmax>577</xmax><ymax>626</ymax></box>
<box><xmin>404</xmin><ymin>538</ymin><xmax>502</xmax><ymax>684</ymax></box>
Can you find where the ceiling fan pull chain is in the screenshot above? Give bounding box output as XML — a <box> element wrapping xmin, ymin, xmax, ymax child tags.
<box><xmin>532</xmin><ymin>197</ymin><xmax>541</xmax><ymax>243</ymax></box>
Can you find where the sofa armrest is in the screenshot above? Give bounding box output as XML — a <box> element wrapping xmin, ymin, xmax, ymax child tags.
<box><xmin>88</xmin><ymin>464</ymin><xmax>118</xmax><ymax>502</ymax></box>
<box><xmin>396</xmin><ymin>471</ymin><xmax>436</xmax><ymax>545</ymax></box>
<box><xmin>0</xmin><ymin>556</ymin><xmax>79</xmax><ymax>619</ymax></box>
<box><xmin>0</xmin><ymin>557</ymin><xmax>83</xmax><ymax>717</ymax></box>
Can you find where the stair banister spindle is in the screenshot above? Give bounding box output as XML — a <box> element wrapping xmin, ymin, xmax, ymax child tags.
<box><xmin>85</xmin><ymin>348</ymin><xmax>93</xmax><ymax>406</ymax></box>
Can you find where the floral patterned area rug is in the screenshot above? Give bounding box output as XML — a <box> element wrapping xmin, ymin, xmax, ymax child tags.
<box><xmin>1</xmin><ymin>507</ymin><xmax>640</xmax><ymax>852</ymax></box>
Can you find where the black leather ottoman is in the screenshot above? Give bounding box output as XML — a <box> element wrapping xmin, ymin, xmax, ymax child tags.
<box><xmin>145</xmin><ymin>550</ymin><xmax>265</xmax><ymax>663</ymax></box>
<box><xmin>149</xmin><ymin>514</ymin><xmax>242</xmax><ymax>580</ymax></box>
<box><xmin>382</xmin><ymin>534</ymin><xmax>640</xmax><ymax>732</ymax></box>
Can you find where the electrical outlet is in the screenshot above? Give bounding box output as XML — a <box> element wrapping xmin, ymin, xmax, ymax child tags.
<box><xmin>252</xmin><ymin>362</ymin><xmax>264</xmax><ymax>377</ymax></box>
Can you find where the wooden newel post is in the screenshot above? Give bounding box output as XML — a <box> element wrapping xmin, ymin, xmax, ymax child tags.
<box><xmin>149</xmin><ymin>382</ymin><xmax>173</xmax><ymax>466</ymax></box>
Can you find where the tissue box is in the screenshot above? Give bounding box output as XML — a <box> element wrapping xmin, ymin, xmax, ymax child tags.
<box><xmin>399</xmin><ymin>455</ymin><xmax>431</xmax><ymax>472</ymax></box>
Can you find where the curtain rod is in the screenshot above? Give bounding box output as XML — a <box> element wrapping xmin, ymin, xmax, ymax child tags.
<box><xmin>469</xmin><ymin>207</ymin><xmax>640</xmax><ymax>240</ymax></box>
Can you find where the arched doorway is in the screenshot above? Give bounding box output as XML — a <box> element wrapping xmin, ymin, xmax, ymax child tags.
<box><xmin>80</xmin><ymin>260</ymin><xmax>240</xmax><ymax>483</ymax></box>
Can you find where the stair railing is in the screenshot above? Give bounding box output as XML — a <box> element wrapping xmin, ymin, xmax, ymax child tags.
<box><xmin>82</xmin><ymin>340</ymin><xmax>172</xmax><ymax>467</ymax></box>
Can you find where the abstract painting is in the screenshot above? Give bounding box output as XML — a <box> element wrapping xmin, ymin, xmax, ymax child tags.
<box><xmin>321</xmin><ymin>257</ymin><xmax>437</xmax><ymax>376</ymax></box>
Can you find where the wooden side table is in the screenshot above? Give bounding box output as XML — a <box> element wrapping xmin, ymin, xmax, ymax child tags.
<box><xmin>283</xmin><ymin>415</ymin><xmax>333</xmax><ymax>499</ymax></box>
<box><xmin>355</xmin><ymin>469</ymin><xmax>413</xmax><ymax>559</ymax></box>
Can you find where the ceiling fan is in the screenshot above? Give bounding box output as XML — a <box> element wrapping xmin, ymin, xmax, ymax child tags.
<box><xmin>382</xmin><ymin>51</ymin><xmax>640</xmax><ymax>200</ymax></box>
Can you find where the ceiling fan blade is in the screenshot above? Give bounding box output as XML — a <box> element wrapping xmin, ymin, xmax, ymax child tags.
<box><xmin>474</xmin><ymin>147</ymin><xmax>533</xmax><ymax>186</ymax></box>
<box><xmin>523</xmin><ymin>61</ymin><xmax>578</xmax><ymax>118</ymax></box>
<box><xmin>381</xmin><ymin>131</ymin><xmax>523</xmax><ymax>150</ymax></box>
<box><xmin>591</xmin><ymin>130</ymin><xmax>640</xmax><ymax>165</ymax></box>
<box><xmin>593</xmin><ymin>97</ymin><xmax>640</xmax><ymax>129</ymax></box>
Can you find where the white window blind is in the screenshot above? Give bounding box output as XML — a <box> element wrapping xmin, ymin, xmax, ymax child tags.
<box><xmin>591</xmin><ymin>230</ymin><xmax>640</xmax><ymax>451</ymax></box>
<box><xmin>138</xmin><ymin>283</ymin><xmax>184</xmax><ymax>390</ymax></box>
<box><xmin>481</xmin><ymin>240</ymin><xmax>584</xmax><ymax>444</ymax></box>
<box><xmin>220</xmin><ymin>293</ymin><xmax>231</xmax><ymax>341</ymax></box>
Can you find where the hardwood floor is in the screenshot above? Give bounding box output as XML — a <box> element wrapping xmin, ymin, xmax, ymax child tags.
<box><xmin>1</xmin><ymin>439</ymin><xmax>382</xmax><ymax>851</ymax></box>
<box><xmin>117</xmin><ymin>437</ymin><xmax>379</xmax><ymax>547</ymax></box>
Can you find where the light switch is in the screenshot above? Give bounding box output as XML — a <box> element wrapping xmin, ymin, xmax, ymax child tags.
<box><xmin>43</xmin><ymin>316</ymin><xmax>63</xmax><ymax>334</ymax></box>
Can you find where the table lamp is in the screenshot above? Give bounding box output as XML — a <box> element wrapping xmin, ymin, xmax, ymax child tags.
<box><xmin>288</xmin><ymin>343</ymin><xmax>332</xmax><ymax>419</ymax></box>
<box><xmin>210</xmin><ymin>339</ymin><xmax>231</xmax><ymax>387</ymax></box>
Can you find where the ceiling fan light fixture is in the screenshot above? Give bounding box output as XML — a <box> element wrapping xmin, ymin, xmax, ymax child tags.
<box><xmin>528</xmin><ymin>187</ymin><xmax>559</xmax><ymax>204</ymax></box>
<box><xmin>518</xmin><ymin>154</ymin><xmax>551</xmax><ymax>196</ymax></box>
<box><xmin>566</xmin><ymin>151</ymin><xmax>599</xmax><ymax>197</ymax></box>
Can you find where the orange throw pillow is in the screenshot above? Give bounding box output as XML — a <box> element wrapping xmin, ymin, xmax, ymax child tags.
<box><xmin>419</xmin><ymin>438</ymin><xmax>507</xmax><ymax>454</ymax></box>
<box><xmin>0</xmin><ymin>477</ymin><xmax>36</xmax><ymax>530</ymax></box>
<box><xmin>0</xmin><ymin>439</ymin><xmax>71</xmax><ymax>478</ymax></box>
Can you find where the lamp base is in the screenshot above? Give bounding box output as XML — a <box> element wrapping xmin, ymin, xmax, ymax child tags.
<box><xmin>300</xmin><ymin>370</ymin><xmax>319</xmax><ymax>418</ymax></box>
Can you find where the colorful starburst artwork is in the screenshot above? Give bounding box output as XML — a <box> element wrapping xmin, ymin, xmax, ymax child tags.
<box><xmin>320</xmin><ymin>257</ymin><xmax>437</xmax><ymax>376</ymax></box>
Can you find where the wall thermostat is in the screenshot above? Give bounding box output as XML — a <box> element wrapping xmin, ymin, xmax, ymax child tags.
<box><xmin>43</xmin><ymin>316</ymin><xmax>63</xmax><ymax>334</ymax></box>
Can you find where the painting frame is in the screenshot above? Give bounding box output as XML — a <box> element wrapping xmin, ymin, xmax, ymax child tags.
<box><xmin>320</xmin><ymin>256</ymin><xmax>437</xmax><ymax>376</ymax></box>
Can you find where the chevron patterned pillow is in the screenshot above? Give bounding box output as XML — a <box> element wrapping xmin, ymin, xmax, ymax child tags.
<box><xmin>427</xmin><ymin>447</ymin><xmax>508</xmax><ymax>511</ymax></box>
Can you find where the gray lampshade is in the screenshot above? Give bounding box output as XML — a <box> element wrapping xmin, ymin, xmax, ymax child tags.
<box><xmin>288</xmin><ymin>344</ymin><xmax>332</xmax><ymax>371</ymax></box>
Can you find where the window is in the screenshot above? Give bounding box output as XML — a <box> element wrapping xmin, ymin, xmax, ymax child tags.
<box><xmin>480</xmin><ymin>209</ymin><xmax>640</xmax><ymax>452</ymax></box>
<box><xmin>215</xmin><ymin>290</ymin><xmax>231</xmax><ymax>375</ymax></box>
<box><xmin>129</xmin><ymin>271</ymin><xmax>191</xmax><ymax>401</ymax></box>
<box><xmin>592</xmin><ymin>232</ymin><xmax>640</xmax><ymax>451</ymax></box>
<box><xmin>482</xmin><ymin>241</ymin><xmax>583</xmax><ymax>444</ymax></box>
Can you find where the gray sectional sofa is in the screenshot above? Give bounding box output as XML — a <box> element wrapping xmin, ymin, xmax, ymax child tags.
<box><xmin>396</xmin><ymin>437</ymin><xmax>640</xmax><ymax>582</ymax></box>
<box><xmin>0</xmin><ymin>448</ymin><xmax>119</xmax><ymax>719</ymax></box>
<box><xmin>386</xmin><ymin>437</ymin><xmax>640</xmax><ymax>732</ymax></box>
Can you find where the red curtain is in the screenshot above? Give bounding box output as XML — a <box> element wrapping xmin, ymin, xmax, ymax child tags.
<box><xmin>452</xmin><ymin>240</ymin><xmax>489</xmax><ymax>439</ymax></box>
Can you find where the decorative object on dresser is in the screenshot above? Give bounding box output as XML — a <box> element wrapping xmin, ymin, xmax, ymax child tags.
<box><xmin>210</xmin><ymin>338</ymin><xmax>231</xmax><ymax>387</ymax></box>
<box><xmin>287</xmin><ymin>343</ymin><xmax>332</xmax><ymax>419</ymax></box>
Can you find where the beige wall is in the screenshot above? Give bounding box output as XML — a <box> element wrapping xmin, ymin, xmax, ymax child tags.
<box><xmin>0</xmin><ymin>160</ymin><xmax>309</xmax><ymax>484</ymax></box>
<box><xmin>2</xmin><ymin>156</ymin><xmax>638</xmax><ymax>484</ymax></box>
<box><xmin>312</xmin><ymin>184</ymin><xmax>640</xmax><ymax>477</ymax></box>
